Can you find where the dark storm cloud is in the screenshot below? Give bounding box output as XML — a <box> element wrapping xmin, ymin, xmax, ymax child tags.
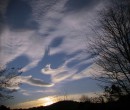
<box><xmin>5</xmin><ymin>0</ymin><xmax>38</xmax><ymax>30</ymax></box>
<box><xmin>65</xmin><ymin>0</ymin><xmax>101</xmax><ymax>12</ymax></box>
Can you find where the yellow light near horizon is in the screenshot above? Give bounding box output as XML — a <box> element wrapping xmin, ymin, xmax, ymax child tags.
<box><xmin>39</xmin><ymin>97</ymin><xmax>56</xmax><ymax>106</ymax></box>
<box><xmin>42</xmin><ymin>97</ymin><xmax>55</xmax><ymax>106</ymax></box>
<box><xmin>11</xmin><ymin>93</ymin><xmax>99</xmax><ymax>109</ymax></box>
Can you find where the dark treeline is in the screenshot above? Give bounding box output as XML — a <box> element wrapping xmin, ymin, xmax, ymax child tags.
<box><xmin>0</xmin><ymin>94</ymin><xmax>130</xmax><ymax>110</ymax></box>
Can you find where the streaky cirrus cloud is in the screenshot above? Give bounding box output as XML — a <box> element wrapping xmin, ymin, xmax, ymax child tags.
<box><xmin>71</xmin><ymin>63</ymin><xmax>102</xmax><ymax>80</ymax></box>
<box><xmin>7</xmin><ymin>75</ymin><xmax>54</xmax><ymax>90</ymax></box>
<box><xmin>19</xmin><ymin>88</ymin><xmax>57</xmax><ymax>96</ymax></box>
<box><xmin>22</xmin><ymin>75</ymin><xmax>54</xmax><ymax>87</ymax></box>
<box><xmin>0</xmin><ymin>0</ymin><xmax>108</xmax><ymax>107</ymax></box>
<box><xmin>0</xmin><ymin>0</ymin><xmax>103</xmax><ymax>71</ymax></box>
<box><xmin>0</xmin><ymin>0</ymin><xmax>104</xmax><ymax>95</ymax></box>
<box><xmin>41</xmin><ymin>64</ymin><xmax>65</xmax><ymax>75</ymax></box>
<box><xmin>19</xmin><ymin>89</ymin><xmax>31</xmax><ymax>96</ymax></box>
<box><xmin>41</xmin><ymin>64</ymin><xmax>75</xmax><ymax>83</ymax></box>
<box><xmin>40</xmin><ymin>52</ymin><xmax>101</xmax><ymax>84</ymax></box>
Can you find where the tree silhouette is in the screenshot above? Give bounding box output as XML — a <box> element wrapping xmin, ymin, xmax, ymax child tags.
<box><xmin>79</xmin><ymin>95</ymin><xmax>91</xmax><ymax>103</ymax></box>
<box><xmin>90</xmin><ymin>0</ymin><xmax>130</xmax><ymax>96</ymax></box>
<box><xmin>0</xmin><ymin>67</ymin><xmax>22</xmax><ymax>100</ymax></box>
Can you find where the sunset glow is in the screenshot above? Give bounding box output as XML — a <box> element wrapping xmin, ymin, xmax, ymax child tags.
<box><xmin>37</xmin><ymin>97</ymin><xmax>56</xmax><ymax>107</ymax></box>
<box><xmin>43</xmin><ymin>97</ymin><xmax>55</xmax><ymax>106</ymax></box>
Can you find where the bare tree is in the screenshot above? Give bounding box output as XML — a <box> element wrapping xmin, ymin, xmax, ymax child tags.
<box><xmin>0</xmin><ymin>67</ymin><xmax>22</xmax><ymax>100</ymax></box>
<box><xmin>79</xmin><ymin>95</ymin><xmax>91</xmax><ymax>103</ymax></box>
<box><xmin>90</xmin><ymin>0</ymin><xmax>130</xmax><ymax>96</ymax></box>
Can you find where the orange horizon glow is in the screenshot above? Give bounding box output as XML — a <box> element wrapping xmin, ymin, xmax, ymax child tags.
<box><xmin>42</xmin><ymin>97</ymin><xmax>55</xmax><ymax>106</ymax></box>
<box><xmin>10</xmin><ymin>92</ymin><xmax>98</xmax><ymax>109</ymax></box>
<box><xmin>37</xmin><ymin>96</ymin><xmax>59</xmax><ymax>107</ymax></box>
<box><xmin>10</xmin><ymin>96</ymin><xmax>57</xmax><ymax>109</ymax></box>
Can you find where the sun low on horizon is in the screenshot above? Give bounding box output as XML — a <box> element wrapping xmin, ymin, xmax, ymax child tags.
<box><xmin>39</xmin><ymin>97</ymin><xmax>57</xmax><ymax>106</ymax></box>
<box><xmin>10</xmin><ymin>96</ymin><xmax>58</xmax><ymax>109</ymax></box>
<box><xmin>10</xmin><ymin>93</ymin><xmax>99</xmax><ymax>109</ymax></box>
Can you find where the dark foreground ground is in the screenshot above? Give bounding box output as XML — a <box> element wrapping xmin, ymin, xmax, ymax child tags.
<box><xmin>1</xmin><ymin>95</ymin><xmax>130</xmax><ymax>110</ymax></box>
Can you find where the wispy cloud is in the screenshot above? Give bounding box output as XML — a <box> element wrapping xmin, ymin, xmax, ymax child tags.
<box><xmin>41</xmin><ymin>64</ymin><xmax>74</xmax><ymax>83</ymax></box>
<box><xmin>1</xmin><ymin>0</ymin><xmax>102</xmax><ymax>72</ymax></box>
<box><xmin>71</xmin><ymin>63</ymin><xmax>102</xmax><ymax>80</ymax></box>
<box><xmin>7</xmin><ymin>75</ymin><xmax>53</xmax><ymax>90</ymax></box>
<box><xmin>0</xmin><ymin>0</ymin><xmax>104</xmax><ymax>98</ymax></box>
<box><xmin>19</xmin><ymin>89</ymin><xmax>31</xmax><ymax>96</ymax></box>
<box><xmin>40</xmin><ymin>53</ymin><xmax>102</xmax><ymax>84</ymax></box>
<box><xmin>42</xmin><ymin>64</ymin><xmax>65</xmax><ymax>75</ymax></box>
<box><xmin>22</xmin><ymin>75</ymin><xmax>54</xmax><ymax>87</ymax></box>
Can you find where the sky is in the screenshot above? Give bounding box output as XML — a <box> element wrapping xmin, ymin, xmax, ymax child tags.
<box><xmin>0</xmin><ymin>0</ymin><xmax>106</xmax><ymax>108</ymax></box>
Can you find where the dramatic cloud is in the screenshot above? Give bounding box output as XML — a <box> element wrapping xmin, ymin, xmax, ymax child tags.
<box><xmin>41</xmin><ymin>55</ymin><xmax>97</xmax><ymax>83</ymax></box>
<box><xmin>22</xmin><ymin>75</ymin><xmax>54</xmax><ymax>87</ymax></box>
<box><xmin>0</xmin><ymin>0</ymin><xmax>105</xmax><ymax>106</ymax></box>
<box><xmin>0</xmin><ymin>0</ymin><xmax>103</xmax><ymax>71</ymax></box>
<box><xmin>7</xmin><ymin>75</ymin><xmax>53</xmax><ymax>90</ymax></box>
<box><xmin>41</xmin><ymin>64</ymin><xmax>75</xmax><ymax>83</ymax></box>
<box><xmin>71</xmin><ymin>63</ymin><xmax>102</xmax><ymax>80</ymax></box>
<box><xmin>19</xmin><ymin>89</ymin><xmax>31</xmax><ymax>96</ymax></box>
<box><xmin>42</xmin><ymin>64</ymin><xmax>65</xmax><ymax>75</ymax></box>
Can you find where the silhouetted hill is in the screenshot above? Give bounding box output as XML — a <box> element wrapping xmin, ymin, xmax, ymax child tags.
<box><xmin>24</xmin><ymin>101</ymin><xmax>79</xmax><ymax>110</ymax></box>
<box><xmin>18</xmin><ymin>98</ymin><xmax>130</xmax><ymax>110</ymax></box>
<box><xmin>0</xmin><ymin>105</ymin><xmax>10</xmax><ymax>110</ymax></box>
<box><xmin>43</xmin><ymin>101</ymin><xmax>79</xmax><ymax>110</ymax></box>
<box><xmin>1</xmin><ymin>95</ymin><xmax>130</xmax><ymax>110</ymax></box>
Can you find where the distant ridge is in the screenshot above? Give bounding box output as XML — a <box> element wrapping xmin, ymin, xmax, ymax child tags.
<box><xmin>1</xmin><ymin>95</ymin><xmax>130</xmax><ymax>110</ymax></box>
